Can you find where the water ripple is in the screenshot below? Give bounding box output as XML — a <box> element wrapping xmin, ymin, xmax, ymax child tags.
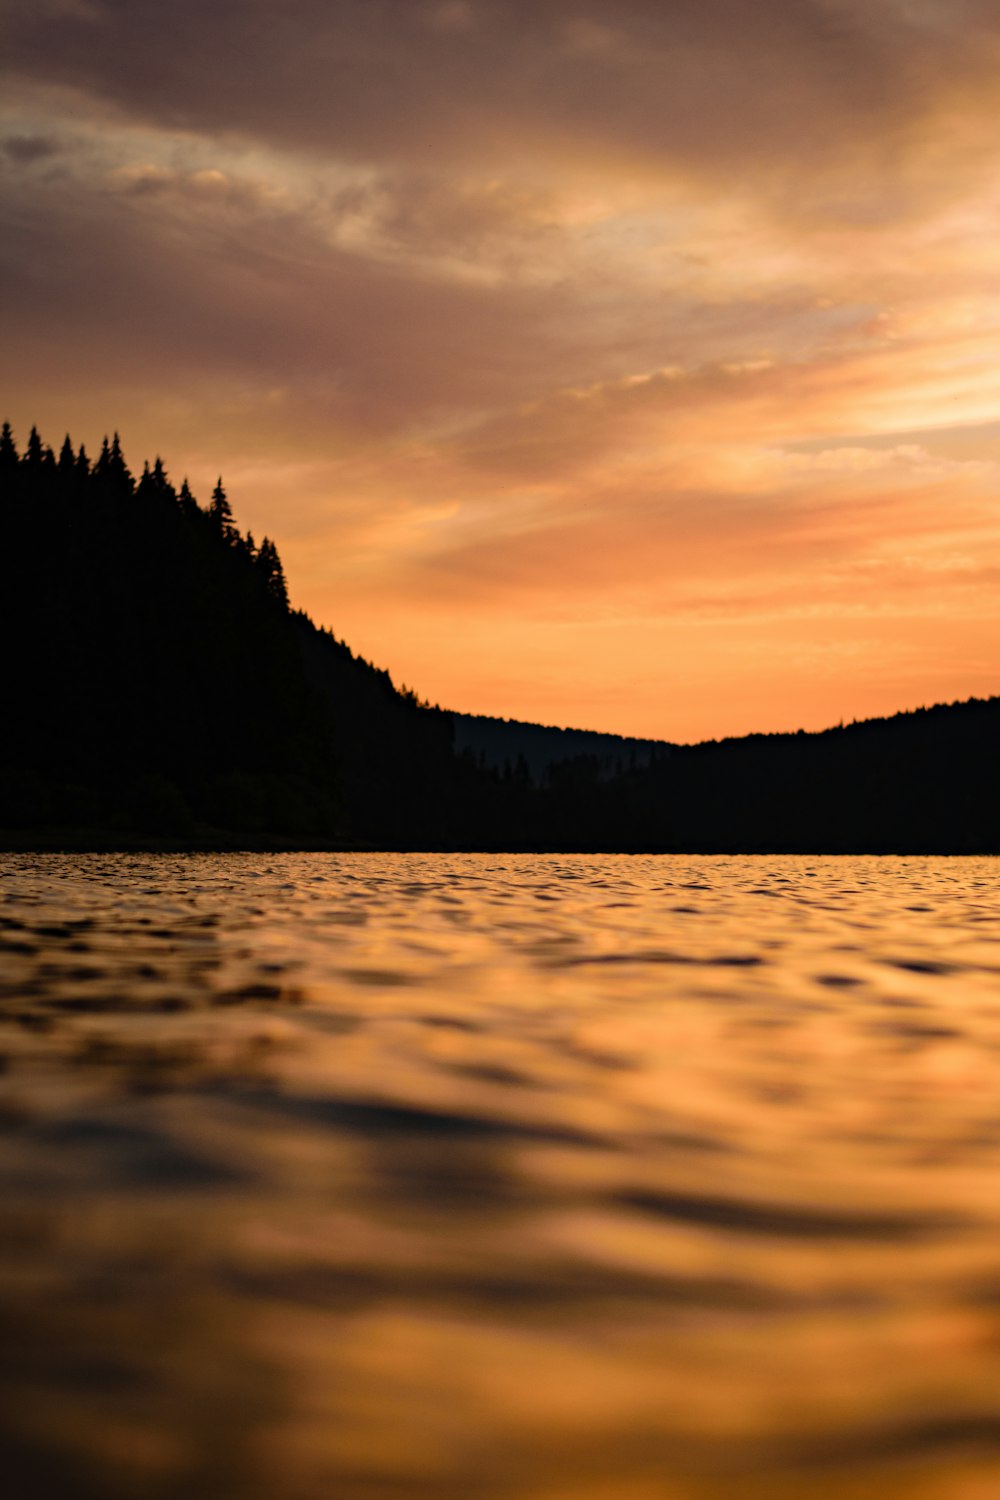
<box><xmin>1</xmin><ymin>851</ymin><xmax>999</xmax><ymax>1499</ymax></box>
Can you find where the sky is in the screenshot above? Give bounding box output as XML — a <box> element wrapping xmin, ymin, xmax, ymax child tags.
<box><xmin>3</xmin><ymin>0</ymin><xmax>1000</xmax><ymax>743</ymax></box>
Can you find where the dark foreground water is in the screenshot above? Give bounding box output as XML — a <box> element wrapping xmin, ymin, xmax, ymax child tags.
<box><xmin>2</xmin><ymin>854</ymin><xmax>1000</xmax><ymax>1500</ymax></box>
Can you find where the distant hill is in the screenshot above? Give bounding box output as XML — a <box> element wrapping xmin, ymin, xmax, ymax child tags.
<box><xmin>451</xmin><ymin>713</ymin><xmax>670</xmax><ymax>786</ymax></box>
<box><xmin>2</xmin><ymin>420</ymin><xmax>998</xmax><ymax>852</ymax></box>
<box><xmin>547</xmin><ymin>696</ymin><xmax>1000</xmax><ymax>854</ymax></box>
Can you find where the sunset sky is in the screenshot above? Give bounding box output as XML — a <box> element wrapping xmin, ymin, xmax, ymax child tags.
<box><xmin>3</xmin><ymin>0</ymin><xmax>1000</xmax><ymax>742</ymax></box>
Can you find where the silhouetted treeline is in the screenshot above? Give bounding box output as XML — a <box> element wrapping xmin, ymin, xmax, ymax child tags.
<box><xmin>2</xmin><ymin>422</ymin><xmax>998</xmax><ymax>851</ymax></box>
<box><xmin>0</xmin><ymin>422</ymin><xmax>485</xmax><ymax>844</ymax></box>
<box><xmin>452</xmin><ymin>712</ymin><xmax>669</xmax><ymax>785</ymax></box>
<box><xmin>512</xmin><ymin>699</ymin><xmax>1000</xmax><ymax>854</ymax></box>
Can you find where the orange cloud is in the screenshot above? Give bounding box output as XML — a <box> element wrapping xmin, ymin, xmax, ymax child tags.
<box><xmin>3</xmin><ymin>0</ymin><xmax>1000</xmax><ymax>739</ymax></box>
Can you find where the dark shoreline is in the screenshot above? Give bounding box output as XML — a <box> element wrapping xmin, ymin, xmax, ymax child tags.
<box><xmin>3</xmin><ymin>830</ymin><xmax>997</xmax><ymax>856</ymax></box>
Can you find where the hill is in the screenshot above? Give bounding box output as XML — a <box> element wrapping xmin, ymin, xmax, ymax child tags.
<box><xmin>0</xmin><ymin>422</ymin><xmax>484</xmax><ymax>846</ymax></box>
<box><xmin>451</xmin><ymin>713</ymin><xmax>669</xmax><ymax>786</ymax></box>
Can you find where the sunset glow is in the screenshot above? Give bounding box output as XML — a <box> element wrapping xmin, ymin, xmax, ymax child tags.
<box><xmin>4</xmin><ymin>0</ymin><xmax>1000</xmax><ymax>741</ymax></box>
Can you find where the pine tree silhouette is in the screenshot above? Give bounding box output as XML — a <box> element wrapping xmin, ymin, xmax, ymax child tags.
<box><xmin>178</xmin><ymin>479</ymin><xmax>198</xmax><ymax>517</ymax></box>
<box><xmin>107</xmin><ymin>432</ymin><xmax>133</xmax><ymax>494</ymax></box>
<box><xmin>150</xmin><ymin>457</ymin><xmax>175</xmax><ymax>503</ymax></box>
<box><xmin>24</xmin><ymin>426</ymin><xmax>44</xmax><ymax>467</ymax></box>
<box><xmin>209</xmin><ymin>477</ymin><xmax>236</xmax><ymax>540</ymax></box>
<box><xmin>0</xmin><ymin>421</ymin><xmax>17</xmax><ymax>472</ymax></box>
<box><xmin>256</xmin><ymin>537</ymin><xmax>289</xmax><ymax>610</ymax></box>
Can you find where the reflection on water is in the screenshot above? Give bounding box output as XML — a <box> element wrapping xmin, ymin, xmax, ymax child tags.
<box><xmin>2</xmin><ymin>853</ymin><xmax>1000</xmax><ymax>1498</ymax></box>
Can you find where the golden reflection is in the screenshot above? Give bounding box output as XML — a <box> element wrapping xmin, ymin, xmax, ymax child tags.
<box><xmin>1</xmin><ymin>854</ymin><xmax>1000</xmax><ymax>1497</ymax></box>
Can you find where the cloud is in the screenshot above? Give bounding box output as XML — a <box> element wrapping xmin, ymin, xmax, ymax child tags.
<box><xmin>3</xmin><ymin>0</ymin><xmax>1000</xmax><ymax>737</ymax></box>
<box><xmin>2</xmin><ymin>131</ymin><xmax>62</xmax><ymax>161</ymax></box>
<box><xmin>0</xmin><ymin>152</ymin><xmax>596</xmax><ymax>431</ymax></box>
<box><xmin>5</xmin><ymin>0</ymin><xmax>999</xmax><ymax>207</ymax></box>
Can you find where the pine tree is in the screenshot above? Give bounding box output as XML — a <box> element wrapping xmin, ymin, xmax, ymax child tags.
<box><xmin>151</xmin><ymin>457</ymin><xmax>175</xmax><ymax>501</ymax></box>
<box><xmin>135</xmin><ymin>459</ymin><xmax>156</xmax><ymax>505</ymax></box>
<box><xmin>178</xmin><ymin>478</ymin><xmax>199</xmax><ymax>517</ymax></box>
<box><xmin>58</xmin><ymin>435</ymin><xmax>75</xmax><ymax>472</ymax></box>
<box><xmin>24</xmin><ymin>425</ymin><xmax>44</xmax><ymax>467</ymax></box>
<box><xmin>0</xmin><ymin>421</ymin><xmax>17</xmax><ymax>473</ymax></box>
<box><xmin>209</xmin><ymin>476</ymin><xmax>236</xmax><ymax>540</ymax></box>
<box><xmin>108</xmin><ymin>431</ymin><xmax>133</xmax><ymax>492</ymax></box>
<box><xmin>256</xmin><ymin>537</ymin><xmax>289</xmax><ymax>609</ymax></box>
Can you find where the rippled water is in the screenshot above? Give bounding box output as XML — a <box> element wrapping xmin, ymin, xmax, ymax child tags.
<box><xmin>2</xmin><ymin>853</ymin><xmax>1000</xmax><ymax>1499</ymax></box>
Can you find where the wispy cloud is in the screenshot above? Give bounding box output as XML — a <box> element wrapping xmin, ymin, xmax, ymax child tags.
<box><xmin>2</xmin><ymin>0</ymin><xmax>999</xmax><ymax>737</ymax></box>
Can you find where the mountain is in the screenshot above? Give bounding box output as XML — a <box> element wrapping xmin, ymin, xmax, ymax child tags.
<box><xmin>2</xmin><ymin>422</ymin><xmax>998</xmax><ymax>852</ymax></box>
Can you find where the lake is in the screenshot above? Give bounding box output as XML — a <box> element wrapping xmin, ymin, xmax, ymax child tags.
<box><xmin>1</xmin><ymin>852</ymin><xmax>999</xmax><ymax>1499</ymax></box>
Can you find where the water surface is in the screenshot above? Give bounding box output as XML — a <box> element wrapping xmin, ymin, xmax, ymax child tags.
<box><xmin>2</xmin><ymin>853</ymin><xmax>1000</xmax><ymax>1499</ymax></box>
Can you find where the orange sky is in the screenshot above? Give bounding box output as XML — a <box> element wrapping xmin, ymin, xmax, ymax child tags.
<box><xmin>3</xmin><ymin>0</ymin><xmax>999</xmax><ymax>742</ymax></box>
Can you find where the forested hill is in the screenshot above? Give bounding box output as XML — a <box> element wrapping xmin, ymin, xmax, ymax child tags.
<box><xmin>3</xmin><ymin>422</ymin><xmax>999</xmax><ymax>851</ymax></box>
<box><xmin>451</xmin><ymin>713</ymin><xmax>669</xmax><ymax>785</ymax></box>
<box><xmin>0</xmin><ymin>422</ymin><xmax>484</xmax><ymax>845</ymax></box>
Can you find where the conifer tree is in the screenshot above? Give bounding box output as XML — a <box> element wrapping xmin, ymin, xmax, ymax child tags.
<box><xmin>151</xmin><ymin>456</ymin><xmax>176</xmax><ymax>502</ymax></box>
<box><xmin>256</xmin><ymin>537</ymin><xmax>289</xmax><ymax>609</ymax></box>
<box><xmin>209</xmin><ymin>476</ymin><xmax>236</xmax><ymax>540</ymax></box>
<box><xmin>108</xmin><ymin>431</ymin><xmax>133</xmax><ymax>491</ymax></box>
<box><xmin>24</xmin><ymin>425</ymin><xmax>44</xmax><ymax>467</ymax></box>
<box><xmin>136</xmin><ymin>457</ymin><xmax>176</xmax><ymax>508</ymax></box>
<box><xmin>0</xmin><ymin>421</ymin><xmax>17</xmax><ymax>473</ymax></box>
<box><xmin>135</xmin><ymin>460</ymin><xmax>156</xmax><ymax>506</ymax></box>
<box><xmin>58</xmin><ymin>435</ymin><xmax>75</xmax><ymax>472</ymax></box>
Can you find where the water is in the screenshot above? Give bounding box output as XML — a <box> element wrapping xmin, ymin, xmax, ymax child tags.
<box><xmin>2</xmin><ymin>853</ymin><xmax>1000</xmax><ymax>1500</ymax></box>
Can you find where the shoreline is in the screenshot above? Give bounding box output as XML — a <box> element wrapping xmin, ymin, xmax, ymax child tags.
<box><xmin>3</xmin><ymin>830</ymin><xmax>997</xmax><ymax>857</ymax></box>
